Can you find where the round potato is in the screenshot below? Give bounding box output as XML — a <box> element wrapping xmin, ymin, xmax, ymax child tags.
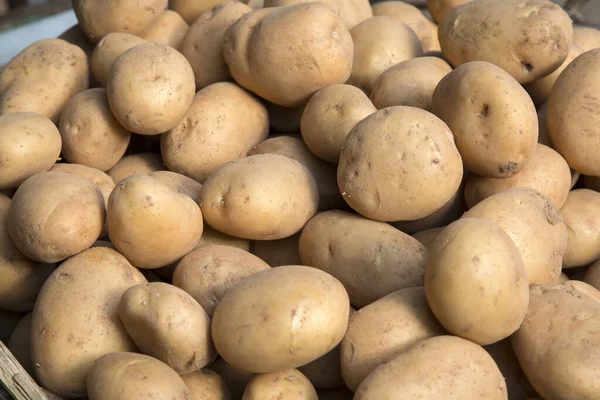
<box><xmin>412</xmin><ymin>227</ymin><xmax>444</xmax><ymax>251</ymax></box>
<box><xmin>107</xmin><ymin>42</ymin><xmax>195</xmax><ymax>135</ymax></box>
<box><xmin>263</xmin><ymin>0</ymin><xmax>372</xmax><ymax>29</ymax></box>
<box><xmin>210</xmin><ymin>358</ymin><xmax>254</xmax><ymax>399</ymax></box>
<box><xmin>8</xmin><ymin>313</ymin><xmax>34</xmax><ymax>376</ymax></box>
<box><xmin>484</xmin><ymin>339</ymin><xmax>537</xmax><ymax>400</ymax></box>
<box><xmin>172</xmin><ymin>245</ymin><xmax>271</xmax><ymax>316</ymax></box>
<box><xmin>148</xmin><ymin>170</ymin><xmax>202</xmax><ymax>200</ymax></box>
<box><xmin>0</xmin><ymin>112</ymin><xmax>61</xmax><ymax>190</ymax></box>
<box><xmin>107</xmin><ymin>152</ymin><xmax>165</xmax><ymax>184</ymax></box>
<box><xmin>300</xmin><ymin>84</ymin><xmax>376</xmax><ymax>163</ymax></box>
<box><xmin>299</xmin><ymin>210</ymin><xmax>427</xmax><ymax>307</ymax></box>
<box><xmin>338</xmin><ymin>106</ymin><xmax>463</xmax><ymax>222</ymax></box>
<box><xmin>91</xmin><ymin>33</ymin><xmax>146</xmax><ymax>87</ymax></box>
<box><xmin>426</xmin><ymin>0</ymin><xmax>471</xmax><ymax>23</ymax></box>
<box><xmin>242</xmin><ymin>369</ymin><xmax>317</xmax><ymax>400</ymax></box>
<box><xmin>142</xmin><ymin>10</ymin><xmax>189</xmax><ymax>49</ymax></box>
<box><xmin>182</xmin><ymin>369</ymin><xmax>232</xmax><ymax>400</ymax></box>
<box><xmin>199</xmin><ymin>154</ymin><xmax>319</xmax><ymax>240</ymax></box>
<box><xmin>560</xmin><ymin>189</ymin><xmax>600</xmax><ymax>268</ymax></box>
<box><xmin>162</xmin><ymin>82</ymin><xmax>268</xmax><ymax>183</ymax></box>
<box><xmin>564</xmin><ymin>280</ymin><xmax>600</xmax><ymax>302</ymax></box>
<box><xmin>250</xmin><ymin>233</ymin><xmax>302</xmax><ymax>267</ymax></box>
<box><xmin>32</xmin><ymin>247</ymin><xmax>146</xmax><ymax>397</ymax></box>
<box><xmin>49</xmin><ymin>163</ymin><xmax>115</xmax><ymax>208</ymax></box>
<box><xmin>572</xmin><ymin>25</ymin><xmax>600</xmax><ymax>52</ymax></box>
<box><xmin>169</xmin><ymin>0</ymin><xmax>231</xmax><ymax>24</ymax></box>
<box><xmin>212</xmin><ymin>265</ymin><xmax>350</xmax><ymax>373</ymax></box>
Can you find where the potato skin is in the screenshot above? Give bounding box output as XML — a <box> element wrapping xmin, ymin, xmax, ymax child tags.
<box><xmin>572</xmin><ymin>25</ymin><xmax>600</xmax><ymax>52</ymax></box>
<box><xmin>91</xmin><ymin>33</ymin><xmax>146</xmax><ymax>87</ymax></box>
<box><xmin>8</xmin><ymin>313</ymin><xmax>34</xmax><ymax>376</ymax></box>
<box><xmin>264</xmin><ymin>0</ymin><xmax>372</xmax><ymax>29</ymax></box>
<box><xmin>426</xmin><ymin>0</ymin><xmax>470</xmax><ymax>23</ymax></box>
<box><xmin>182</xmin><ymin>369</ymin><xmax>232</xmax><ymax>400</ymax></box>
<box><xmin>148</xmin><ymin>170</ymin><xmax>202</xmax><ymax>200</ymax></box>
<box><xmin>242</xmin><ymin>369</ymin><xmax>318</xmax><ymax>400</ymax></box>
<box><xmin>0</xmin><ymin>112</ymin><xmax>61</xmax><ymax>189</ymax></box>
<box><xmin>412</xmin><ymin>227</ymin><xmax>444</xmax><ymax>251</ymax></box>
<box><xmin>484</xmin><ymin>339</ymin><xmax>537</xmax><ymax>400</ymax></box>
<box><xmin>564</xmin><ymin>280</ymin><xmax>600</xmax><ymax>303</ymax></box>
<box><xmin>212</xmin><ymin>265</ymin><xmax>350</xmax><ymax>373</ymax></box>
<box><xmin>560</xmin><ymin>189</ymin><xmax>600</xmax><ymax>268</ymax></box>
<box><xmin>142</xmin><ymin>10</ymin><xmax>189</xmax><ymax>49</ymax></box>
<box><xmin>32</xmin><ymin>247</ymin><xmax>147</xmax><ymax>398</ymax></box>
<box><xmin>584</xmin><ymin>260</ymin><xmax>600</xmax><ymax>291</ymax></box>
<box><xmin>169</xmin><ymin>0</ymin><xmax>232</xmax><ymax>24</ymax></box>
<box><xmin>107</xmin><ymin>152</ymin><xmax>164</xmax><ymax>184</ymax></box>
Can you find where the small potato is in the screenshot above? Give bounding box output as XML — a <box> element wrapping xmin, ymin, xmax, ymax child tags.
<box><xmin>172</xmin><ymin>245</ymin><xmax>271</xmax><ymax>316</ymax></box>
<box><xmin>300</xmin><ymin>84</ymin><xmax>376</xmax><ymax>163</ymax></box>
<box><xmin>572</xmin><ymin>25</ymin><xmax>600</xmax><ymax>52</ymax></box>
<box><xmin>438</xmin><ymin>0</ymin><xmax>572</xmax><ymax>84</ymax></box>
<box><xmin>210</xmin><ymin>358</ymin><xmax>254</xmax><ymax>399</ymax></box>
<box><xmin>107</xmin><ymin>152</ymin><xmax>165</xmax><ymax>184</ymax></box>
<box><xmin>412</xmin><ymin>227</ymin><xmax>444</xmax><ymax>251</ymax></box>
<box><xmin>564</xmin><ymin>280</ymin><xmax>600</xmax><ymax>302</ymax></box>
<box><xmin>560</xmin><ymin>189</ymin><xmax>600</xmax><ymax>268</ymax></box>
<box><xmin>584</xmin><ymin>260</ymin><xmax>600</xmax><ymax>291</ymax></box>
<box><xmin>86</xmin><ymin>352</ymin><xmax>190</xmax><ymax>400</ymax></box>
<box><xmin>8</xmin><ymin>313</ymin><xmax>34</xmax><ymax>376</ymax></box>
<box><xmin>199</xmin><ymin>154</ymin><xmax>319</xmax><ymax>240</ymax></box>
<box><xmin>484</xmin><ymin>339</ymin><xmax>537</xmax><ymax>400</ymax></box>
<box><xmin>107</xmin><ymin>42</ymin><xmax>195</xmax><ymax>135</ymax></box>
<box><xmin>338</xmin><ymin>106</ymin><xmax>463</xmax><ymax>222</ymax></box>
<box><xmin>212</xmin><ymin>265</ymin><xmax>350</xmax><ymax>373</ymax></box>
<box><xmin>107</xmin><ymin>175</ymin><xmax>203</xmax><ymax>269</ymax></box>
<box><xmin>431</xmin><ymin>61</ymin><xmax>538</xmax><ymax>178</ymax></box>
<box><xmin>0</xmin><ymin>112</ymin><xmax>61</xmax><ymax>190</ymax></box>
<box><xmin>348</xmin><ymin>17</ymin><xmax>423</xmax><ymax>93</ymax></box>
<box><xmin>370</xmin><ymin>57</ymin><xmax>452</xmax><ymax>111</ymax></box>
<box><xmin>0</xmin><ymin>39</ymin><xmax>88</xmax><ymax>123</ymax></box>
<box><xmin>250</xmin><ymin>233</ymin><xmax>302</xmax><ymax>267</ymax></box>
<box><xmin>299</xmin><ymin>211</ymin><xmax>427</xmax><ymax>307</ymax></box>
<box><xmin>354</xmin><ymin>335</ymin><xmax>507</xmax><ymax>399</ymax></box>
<box><xmin>91</xmin><ymin>33</ymin><xmax>146</xmax><ymax>87</ymax></box>
<box><xmin>169</xmin><ymin>0</ymin><xmax>231</xmax><ymax>24</ymax></box>
<box><xmin>242</xmin><ymin>369</ymin><xmax>317</xmax><ymax>400</ymax></box>
<box><xmin>49</xmin><ymin>164</ymin><xmax>115</xmax><ymax>208</ymax></box>
<box><xmin>426</xmin><ymin>0</ymin><xmax>471</xmax><ymax>23</ymax></box>
<box><xmin>161</xmin><ymin>82</ymin><xmax>268</xmax><ymax>183</ymax></box>
<box><xmin>142</xmin><ymin>10</ymin><xmax>189</xmax><ymax>49</ymax></box>
<box><xmin>8</xmin><ymin>172</ymin><xmax>105</xmax><ymax>263</ymax></box>
<box><xmin>264</xmin><ymin>0</ymin><xmax>372</xmax><ymax>29</ymax></box>
<box><xmin>182</xmin><ymin>369</ymin><xmax>232</xmax><ymax>400</ymax></box>
<box><xmin>559</xmin><ymin>272</ymin><xmax>569</xmax><ymax>283</ymax></box>
<box><xmin>148</xmin><ymin>170</ymin><xmax>202</xmax><ymax>200</ymax></box>
<box><xmin>0</xmin><ymin>309</ymin><xmax>24</xmax><ymax>341</ymax></box>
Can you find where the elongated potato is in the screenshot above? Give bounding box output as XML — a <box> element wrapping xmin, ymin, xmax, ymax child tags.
<box><xmin>560</xmin><ymin>189</ymin><xmax>600</xmax><ymax>268</ymax></box>
<box><xmin>107</xmin><ymin>152</ymin><xmax>165</xmax><ymax>184</ymax></box>
<box><xmin>91</xmin><ymin>33</ymin><xmax>146</xmax><ymax>87</ymax></box>
<box><xmin>242</xmin><ymin>369</ymin><xmax>318</xmax><ymax>400</ymax></box>
<box><xmin>182</xmin><ymin>369</ymin><xmax>232</xmax><ymax>400</ymax></box>
<box><xmin>142</xmin><ymin>10</ymin><xmax>189</xmax><ymax>49</ymax></box>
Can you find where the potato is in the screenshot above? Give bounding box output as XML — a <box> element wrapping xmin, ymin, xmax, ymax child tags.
<box><xmin>248</xmin><ymin>136</ymin><xmax>344</xmax><ymax>210</ymax></box>
<box><xmin>107</xmin><ymin>42</ymin><xmax>195</xmax><ymax>135</ymax></box>
<box><xmin>199</xmin><ymin>154</ymin><xmax>319</xmax><ymax>240</ymax></box>
<box><xmin>431</xmin><ymin>61</ymin><xmax>538</xmax><ymax>178</ymax></box>
<box><xmin>370</xmin><ymin>57</ymin><xmax>452</xmax><ymax>111</ymax></box>
<box><xmin>341</xmin><ymin>287</ymin><xmax>445</xmax><ymax>391</ymax></box>
<box><xmin>0</xmin><ymin>112</ymin><xmax>61</xmax><ymax>190</ymax></box>
<box><xmin>338</xmin><ymin>106</ymin><xmax>463</xmax><ymax>222</ymax></box>
<box><xmin>547</xmin><ymin>49</ymin><xmax>600</xmax><ymax>175</ymax></box>
<box><xmin>564</xmin><ymin>280</ymin><xmax>600</xmax><ymax>302</ymax></box>
<box><xmin>169</xmin><ymin>0</ymin><xmax>231</xmax><ymax>24</ymax></box>
<box><xmin>298</xmin><ymin>344</ymin><xmax>344</xmax><ymax>389</ymax></box>
<box><xmin>438</xmin><ymin>0</ymin><xmax>572</xmax><ymax>84</ymax></box>
<box><xmin>242</xmin><ymin>369</ymin><xmax>318</xmax><ymax>399</ymax></box>
<box><xmin>182</xmin><ymin>369</ymin><xmax>232</xmax><ymax>400</ymax></box>
<box><xmin>223</xmin><ymin>3</ymin><xmax>354</xmax><ymax>107</ymax></box>
<box><xmin>348</xmin><ymin>17</ymin><xmax>423</xmax><ymax>92</ymax></box>
<box><xmin>300</xmin><ymin>84</ymin><xmax>376</xmax><ymax>163</ymax></box>
<box><xmin>512</xmin><ymin>284</ymin><xmax>600</xmax><ymax>399</ymax></box>
<box><xmin>91</xmin><ymin>33</ymin><xmax>146</xmax><ymax>87</ymax></box>
<box><xmin>162</xmin><ymin>82</ymin><xmax>268</xmax><ymax>182</ymax></box>
<box><xmin>0</xmin><ymin>309</ymin><xmax>24</xmax><ymax>341</ymax></box>
<box><xmin>179</xmin><ymin>1</ymin><xmax>253</xmax><ymax>90</ymax></box>
<box><xmin>484</xmin><ymin>339</ymin><xmax>537</xmax><ymax>400</ymax></box>
<box><xmin>210</xmin><ymin>358</ymin><xmax>254</xmax><ymax>399</ymax></box>
<box><xmin>537</xmin><ymin>101</ymin><xmax>552</xmax><ymax>147</ymax></box>
<box><xmin>558</xmin><ymin>272</ymin><xmax>569</xmax><ymax>283</ymax></box>
<box><xmin>86</xmin><ymin>352</ymin><xmax>189</xmax><ymax>400</ymax></box>
<box><xmin>559</xmin><ymin>189</ymin><xmax>600</xmax><ymax>268</ymax></box>
<box><xmin>49</xmin><ymin>164</ymin><xmax>115</xmax><ymax>208</ymax></box>
<box><xmin>250</xmin><ymin>233</ymin><xmax>302</xmax><ymax>267</ymax></box>
<box><xmin>583</xmin><ymin>175</ymin><xmax>600</xmax><ymax>192</ymax></box>
<box><xmin>263</xmin><ymin>0</ymin><xmax>372</xmax><ymax>29</ymax></box>
<box><xmin>58</xmin><ymin>23</ymin><xmax>94</xmax><ymax>58</ymax></box>
<box><xmin>172</xmin><ymin>245</ymin><xmax>271</xmax><ymax>316</ymax></box>
<box><xmin>107</xmin><ymin>152</ymin><xmax>165</xmax><ymax>184</ymax></box>
<box><xmin>267</xmin><ymin>102</ymin><xmax>304</xmax><ymax>133</ymax></box>
<box><xmin>8</xmin><ymin>313</ymin><xmax>33</xmax><ymax>377</ymax></box>
<box><xmin>0</xmin><ymin>39</ymin><xmax>88</xmax><ymax>123</ymax></box>
<box><xmin>299</xmin><ymin>210</ymin><xmax>427</xmax><ymax>307</ymax></box>
<box><xmin>212</xmin><ymin>265</ymin><xmax>350</xmax><ymax>373</ymax></box>
<box><xmin>354</xmin><ymin>335</ymin><xmax>507</xmax><ymax>399</ymax></box>
<box><xmin>107</xmin><ymin>174</ymin><xmax>203</xmax><ymax>269</ymax></box>
<box><xmin>148</xmin><ymin>170</ymin><xmax>202</xmax><ymax>200</ymax></box>
<box><xmin>426</xmin><ymin>0</ymin><xmax>470</xmax><ymax>23</ymax></box>
<box><xmin>142</xmin><ymin>10</ymin><xmax>189</xmax><ymax>48</ymax></box>
<box><xmin>8</xmin><ymin>172</ymin><xmax>105</xmax><ymax>263</ymax></box>
<box><xmin>412</xmin><ymin>227</ymin><xmax>444</xmax><ymax>251</ymax></box>
<box><xmin>464</xmin><ymin>144</ymin><xmax>571</xmax><ymax>209</ymax></box>
<box><xmin>32</xmin><ymin>247</ymin><xmax>146</xmax><ymax>397</ymax></box>
<box><xmin>72</xmin><ymin>0</ymin><xmax>167</xmax><ymax>43</ymax></box>
<box><xmin>584</xmin><ymin>260</ymin><xmax>600</xmax><ymax>291</ymax></box>
<box><xmin>572</xmin><ymin>25</ymin><xmax>600</xmax><ymax>52</ymax></box>
<box><xmin>463</xmin><ymin>188</ymin><xmax>567</xmax><ymax>285</ymax></box>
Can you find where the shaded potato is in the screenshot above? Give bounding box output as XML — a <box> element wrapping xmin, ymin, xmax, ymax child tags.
<box><xmin>484</xmin><ymin>339</ymin><xmax>537</xmax><ymax>400</ymax></box>
<box><xmin>148</xmin><ymin>170</ymin><xmax>202</xmax><ymax>200</ymax></box>
<box><xmin>49</xmin><ymin>163</ymin><xmax>115</xmax><ymax>208</ymax></box>
<box><xmin>572</xmin><ymin>25</ymin><xmax>600</xmax><ymax>52</ymax></box>
<box><xmin>57</xmin><ymin>24</ymin><xmax>94</xmax><ymax>57</ymax></box>
<box><xmin>412</xmin><ymin>227</ymin><xmax>444</xmax><ymax>251</ymax></box>
<box><xmin>32</xmin><ymin>247</ymin><xmax>147</xmax><ymax>398</ymax></box>
<box><xmin>426</xmin><ymin>0</ymin><xmax>471</xmax><ymax>24</ymax></box>
<box><xmin>298</xmin><ymin>345</ymin><xmax>344</xmax><ymax>389</ymax></box>
<box><xmin>584</xmin><ymin>259</ymin><xmax>600</xmax><ymax>291</ymax></box>
<box><xmin>263</xmin><ymin>0</ymin><xmax>372</xmax><ymax>29</ymax></box>
<box><xmin>142</xmin><ymin>10</ymin><xmax>189</xmax><ymax>48</ymax></box>
<box><xmin>242</xmin><ymin>369</ymin><xmax>317</xmax><ymax>400</ymax></box>
<box><xmin>560</xmin><ymin>189</ymin><xmax>600</xmax><ymax>268</ymax></box>
<box><xmin>0</xmin><ymin>309</ymin><xmax>24</xmax><ymax>341</ymax></box>
<box><xmin>583</xmin><ymin>175</ymin><xmax>600</xmax><ymax>192</ymax></box>
<box><xmin>267</xmin><ymin>102</ymin><xmax>304</xmax><ymax>134</ymax></box>
<box><xmin>250</xmin><ymin>233</ymin><xmax>302</xmax><ymax>267</ymax></box>
<box><xmin>169</xmin><ymin>0</ymin><xmax>233</xmax><ymax>24</ymax></box>
<box><xmin>210</xmin><ymin>358</ymin><xmax>254</xmax><ymax>399</ymax></box>
<box><xmin>91</xmin><ymin>33</ymin><xmax>146</xmax><ymax>87</ymax></box>
<box><xmin>317</xmin><ymin>388</ymin><xmax>354</xmax><ymax>400</ymax></box>
<box><xmin>299</xmin><ymin>210</ymin><xmax>427</xmax><ymax>308</ymax></box>
<box><xmin>0</xmin><ymin>39</ymin><xmax>89</xmax><ymax>123</ymax></box>
<box><xmin>537</xmin><ymin>102</ymin><xmax>552</xmax><ymax>147</ymax></box>
<box><xmin>182</xmin><ymin>369</ymin><xmax>232</xmax><ymax>400</ymax></box>
<box><xmin>558</xmin><ymin>272</ymin><xmax>569</xmax><ymax>283</ymax></box>
<box><xmin>107</xmin><ymin>152</ymin><xmax>164</xmax><ymax>184</ymax></box>
<box><xmin>564</xmin><ymin>280</ymin><xmax>600</xmax><ymax>302</ymax></box>
<box><xmin>8</xmin><ymin>313</ymin><xmax>34</xmax><ymax>377</ymax></box>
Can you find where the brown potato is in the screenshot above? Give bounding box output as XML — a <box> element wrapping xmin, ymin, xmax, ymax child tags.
<box><xmin>210</xmin><ymin>358</ymin><xmax>254</xmax><ymax>399</ymax></box>
<box><xmin>242</xmin><ymin>369</ymin><xmax>318</xmax><ymax>399</ymax></box>
<box><xmin>8</xmin><ymin>313</ymin><xmax>34</xmax><ymax>376</ymax></box>
<box><xmin>49</xmin><ymin>164</ymin><xmax>115</xmax><ymax>208</ymax></box>
<box><xmin>426</xmin><ymin>0</ymin><xmax>471</xmax><ymax>23</ymax></box>
<box><xmin>564</xmin><ymin>280</ymin><xmax>600</xmax><ymax>302</ymax></box>
<box><xmin>107</xmin><ymin>152</ymin><xmax>165</xmax><ymax>184</ymax></box>
<box><xmin>263</xmin><ymin>0</ymin><xmax>372</xmax><ymax>29</ymax></box>
<box><xmin>250</xmin><ymin>233</ymin><xmax>302</xmax><ymax>267</ymax></box>
<box><xmin>148</xmin><ymin>170</ymin><xmax>202</xmax><ymax>200</ymax></box>
<box><xmin>412</xmin><ymin>227</ymin><xmax>444</xmax><ymax>251</ymax></box>
<box><xmin>169</xmin><ymin>0</ymin><xmax>231</xmax><ymax>24</ymax></box>
<box><xmin>91</xmin><ymin>33</ymin><xmax>146</xmax><ymax>87</ymax></box>
<box><xmin>182</xmin><ymin>369</ymin><xmax>232</xmax><ymax>400</ymax></box>
<box><xmin>484</xmin><ymin>339</ymin><xmax>537</xmax><ymax>400</ymax></box>
<box><xmin>572</xmin><ymin>25</ymin><xmax>600</xmax><ymax>52</ymax></box>
<box><xmin>142</xmin><ymin>10</ymin><xmax>189</xmax><ymax>48</ymax></box>
<box><xmin>560</xmin><ymin>189</ymin><xmax>600</xmax><ymax>268</ymax></box>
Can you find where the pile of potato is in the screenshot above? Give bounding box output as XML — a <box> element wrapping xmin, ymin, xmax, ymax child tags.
<box><xmin>1</xmin><ymin>0</ymin><xmax>600</xmax><ymax>398</ymax></box>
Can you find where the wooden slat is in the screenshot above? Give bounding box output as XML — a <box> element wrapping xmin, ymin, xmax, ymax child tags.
<box><xmin>0</xmin><ymin>341</ymin><xmax>47</xmax><ymax>400</ymax></box>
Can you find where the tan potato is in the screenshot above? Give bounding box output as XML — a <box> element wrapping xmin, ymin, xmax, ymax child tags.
<box><xmin>49</xmin><ymin>164</ymin><xmax>115</xmax><ymax>208</ymax></box>
<box><xmin>91</xmin><ymin>33</ymin><xmax>146</xmax><ymax>87</ymax></box>
<box><xmin>223</xmin><ymin>4</ymin><xmax>354</xmax><ymax>107</ymax></box>
<box><xmin>210</xmin><ymin>358</ymin><xmax>254</xmax><ymax>399</ymax></box>
<box><xmin>172</xmin><ymin>245</ymin><xmax>271</xmax><ymax>316</ymax></box>
<box><xmin>564</xmin><ymin>280</ymin><xmax>600</xmax><ymax>302</ymax></box>
<box><xmin>182</xmin><ymin>369</ymin><xmax>232</xmax><ymax>400</ymax></box>
<box><xmin>148</xmin><ymin>170</ymin><xmax>202</xmax><ymax>200</ymax></box>
<box><xmin>559</xmin><ymin>272</ymin><xmax>569</xmax><ymax>283</ymax></box>
<box><xmin>179</xmin><ymin>1</ymin><xmax>253</xmax><ymax>90</ymax></box>
<box><xmin>560</xmin><ymin>189</ymin><xmax>600</xmax><ymax>268</ymax></box>
<box><xmin>584</xmin><ymin>259</ymin><xmax>600</xmax><ymax>291</ymax></box>
<box><xmin>8</xmin><ymin>313</ymin><xmax>34</xmax><ymax>377</ymax></box>
<box><xmin>86</xmin><ymin>352</ymin><xmax>189</xmax><ymax>400</ymax></box>
<box><xmin>107</xmin><ymin>152</ymin><xmax>165</xmax><ymax>184</ymax></box>
<box><xmin>464</xmin><ymin>144</ymin><xmax>571</xmax><ymax>209</ymax></box>
<box><xmin>8</xmin><ymin>172</ymin><xmax>105</xmax><ymax>263</ymax></box>
<box><xmin>300</xmin><ymin>84</ymin><xmax>376</xmax><ymax>163</ymax></box>
<box><xmin>299</xmin><ymin>210</ymin><xmax>427</xmax><ymax>307</ymax></box>
<box><xmin>107</xmin><ymin>174</ymin><xmax>203</xmax><ymax>269</ymax></box>
<box><xmin>142</xmin><ymin>10</ymin><xmax>189</xmax><ymax>48</ymax></box>
<box><xmin>0</xmin><ymin>112</ymin><xmax>61</xmax><ymax>190</ymax></box>
<box><xmin>169</xmin><ymin>0</ymin><xmax>232</xmax><ymax>24</ymax></box>
<box><xmin>354</xmin><ymin>335</ymin><xmax>507</xmax><ymax>399</ymax></box>
<box><xmin>107</xmin><ymin>42</ymin><xmax>195</xmax><ymax>135</ymax></box>
<box><xmin>212</xmin><ymin>265</ymin><xmax>350</xmax><ymax>373</ymax></box>
<box><xmin>412</xmin><ymin>227</ymin><xmax>444</xmax><ymax>251</ymax></box>
<box><xmin>572</xmin><ymin>25</ymin><xmax>600</xmax><ymax>52</ymax></box>
<box><xmin>199</xmin><ymin>154</ymin><xmax>319</xmax><ymax>240</ymax></box>
<box><xmin>426</xmin><ymin>0</ymin><xmax>471</xmax><ymax>23</ymax></box>
<box><xmin>338</xmin><ymin>106</ymin><xmax>463</xmax><ymax>222</ymax></box>
<box><xmin>0</xmin><ymin>39</ymin><xmax>88</xmax><ymax>123</ymax></box>
<box><xmin>0</xmin><ymin>309</ymin><xmax>24</xmax><ymax>341</ymax></box>
<box><xmin>32</xmin><ymin>247</ymin><xmax>146</xmax><ymax>397</ymax></box>
<box><xmin>438</xmin><ymin>0</ymin><xmax>572</xmax><ymax>84</ymax></box>
<box><xmin>463</xmin><ymin>188</ymin><xmax>567</xmax><ymax>285</ymax></box>
<box><xmin>348</xmin><ymin>16</ymin><xmax>423</xmax><ymax>93</ymax></box>
<box><xmin>431</xmin><ymin>61</ymin><xmax>538</xmax><ymax>178</ymax></box>
<box><xmin>267</xmin><ymin>102</ymin><xmax>304</xmax><ymax>133</ymax></box>
<box><xmin>263</xmin><ymin>0</ymin><xmax>372</xmax><ymax>29</ymax></box>
<box><xmin>484</xmin><ymin>339</ymin><xmax>537</xmax><ymax>400</ymax></box>
<box><xmin>370</xmin><ymin>57</ymin><xmax>452</xmax><ymax>111</ymax></box>
<box><xmin>161</xmin><ymin>82</ymin><xmax>268</xmax><ymax>183</ymax></box>
<box><xmin>242</xmin><ymin>369</ymin><xmax>318</xmax><ymax>399</ymax></box>
<box><xmin>250</xmin><ymin>233</ymin><xmax>302</xmax><ymax>267</ymax></box>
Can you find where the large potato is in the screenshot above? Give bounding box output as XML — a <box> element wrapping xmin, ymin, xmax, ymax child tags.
<box><xmin>572</xmin><ymin>25</ymin><xmax>600</xmax><ymax>52</ymax></box>
<box><xmin>299</xmin><ymin>210</ymin><xmax>427</xmax><ymax>307</ymax></box>
<box><xmin>8</xmin><ymin>313</ymin><xmax>34</xmax><ymax>376</ymax></box>
<box><xmin>263</xmin><ymin>0</ymin><xmax>372</xmax><ymax>29</ymax></box>
<box><xmin>438</xmin><ymin>0</ymin><xmax>572</xmax><ymax>84</ymax></box>
<box><xmin>32</xmin><ymin>247</ymin><xmax>147</xmax><ymax>397</ymax></box>
<box><xmin>49</xmin><ymin>164</ymin><xmax>115</xmax><ymax>209</ymax></box>
<box><xmin>560</xmin><ymin>189</ymin><xmax>600</xmax><ymax>268</ymax></box>
<box><xmin>212</xmin><ymin>265</ymin><xmax>350</xmax><ymax>373</ymax></box>
<box><xmin>182</xmin><ymin>369</ymin><xmax>232</xmax><ymax>400</ymax></box>
<box><xmin>162</xmin><ymin>82</ymin><xmax>268</xmax><ymax>183</ymax></box>
<box><xmin>223</xmin><ymin>3</ymin><xmax>354</xmax><ymax>107</ymax></box>
<box><xmin>91</xmin><ymin>33</ymin><xmax>146</xmax><ymax>87</ymax></box>
<box><xmin>107</xmin><ymin>152</ymin><xmax>165</xmax><ymax>184</ymax></box>
<box><xmin>338</xmin><ymin>106</ymin><xmax>463</xmax><ymax>222</ymax></box>
<box><xmin>250</xmin><ymin>233</ymin><xmax>302</xmax><ymax>267</ymax></box>
<box><xmin>242</xmin><ymin>369</ymin><xmax>318</xmax><ymax>399</ymax></box>
<box><xmin>0</xmin><ymin>112</ymin><xmax>61</xmax><ymax>190</ymax></box>
<box><xmin>142</xmin><ymin>10</ymin><xmax>189</xmax><ymax>49</ymax></box>
<box><xmin>426</xmin><ymin>0</ymin><xmax>470</xmax><ymax>23</ymax></box>
<box><xmin>199</xmin><ymin>154</ymin><xmax>319</xmax><ymax>240</ymax></box>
